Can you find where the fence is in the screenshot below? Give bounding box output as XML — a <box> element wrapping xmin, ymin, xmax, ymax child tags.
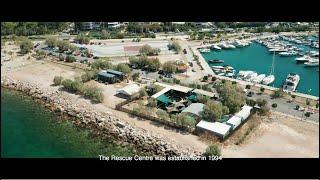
<box><xmin>115</xmin><ymin>99</ymin><xmax>195</xmax><ymax>133</ymax></box>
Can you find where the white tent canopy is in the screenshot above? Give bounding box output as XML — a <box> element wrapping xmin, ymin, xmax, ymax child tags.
<box><xmin>117</xmin><ymin>84</ymin><xmax>140</xmax><ymax>96</ymax></box>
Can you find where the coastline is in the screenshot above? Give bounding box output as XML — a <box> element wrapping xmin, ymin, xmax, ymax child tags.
<box><xmin>1</xmin><ymin>78</ymin><xmax>201</xmax><ymax>157</ymax></box>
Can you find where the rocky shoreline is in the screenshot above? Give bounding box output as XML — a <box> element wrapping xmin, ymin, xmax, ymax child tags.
<box><xmin>1</xmin><ymin>78</ymin><xmax>202</xmax><ymax>157</ymax></box>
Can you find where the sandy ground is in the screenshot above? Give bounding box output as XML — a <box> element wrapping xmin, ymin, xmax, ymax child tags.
<box><xmin>222</xmin><ymin>114</ymin><xmax>319</xmax><ymax>158</ymax></box>
<box><xmin>2</xmin><ymin>43</ymin><xmax>319</xmax><ymax>157</ymax></box>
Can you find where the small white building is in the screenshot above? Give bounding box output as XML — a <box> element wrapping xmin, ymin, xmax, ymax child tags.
<box><xmin>226</xmin><ymin>116</ymin><xmax>242</xmax><ymax>130</ymax></box>
<box><xmin>235</xmin><ymin>105</ymin><xmax>253</xmax><ymax>121</ymax></box>
<box><xmin>196</xmin><ymin>121</ymin><xmax>231</xmax><ymax>139</ymax></box>
<box><xmin>116</xmin><ymin>84</ymin><xmax>140</xmax><ymax>98</ymax></box>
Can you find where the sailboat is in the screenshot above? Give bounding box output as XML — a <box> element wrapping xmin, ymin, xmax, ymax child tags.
<box><xmin>262</xmin><ymin>51</ymin><xmax>275</xmax><ymax>85</ymax></box>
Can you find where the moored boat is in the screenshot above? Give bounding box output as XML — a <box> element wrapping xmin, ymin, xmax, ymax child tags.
<box><xmin>283</xmin><ymin>73</ymin><xmax>300</xmax><ymax>92</ymax></box>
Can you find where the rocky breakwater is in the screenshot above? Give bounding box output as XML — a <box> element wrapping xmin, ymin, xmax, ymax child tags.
<box><xmin>1</xmin><ymin>78</ymin><xmax>202</xmax><ymax>157</ymax></box>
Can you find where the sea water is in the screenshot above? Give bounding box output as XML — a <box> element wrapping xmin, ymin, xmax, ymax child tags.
<box><xmin>201</xmin><ymin>42</ymin><xmax>319</xmax><ymax>97</ymax></box>
<box><xmin>1</xmin><ymin>88</ymin><xmax>136</xmax><ymax>158</ymax></box>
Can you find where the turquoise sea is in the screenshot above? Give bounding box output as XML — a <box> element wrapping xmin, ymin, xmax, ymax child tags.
<box><xmin>201</xmin><ymin>42</ymin><xmax>319</xmax><ymax>97</ymax></box>
<box><xmin>1</xmin><ymin>88</ymin><xmax>136</xmax><ymax>158</ymax></box>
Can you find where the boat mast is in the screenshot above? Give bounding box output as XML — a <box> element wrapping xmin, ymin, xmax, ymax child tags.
<box><xmin>270</xmin><ymin>51</ymin><xmax>275</xmax><ymax>76</ymax></box>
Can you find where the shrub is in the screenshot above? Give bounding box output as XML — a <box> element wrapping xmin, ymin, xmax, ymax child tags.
<box><xmin>201</xmin><ymin>84</ymin><xmax>211</xmax><ymax>91</ymax></box>
<box><xmin>221</xmin><ymin>79</ymin><xmax>226</xmax><ymax>84</ymax></box>
<box><xmin>211</xmin><ymin>76</ymin><xmax>217</xmax><ymax>82</ymax></box>
<box><xmin>45</xmin><ymin>37</ymin><xmax>57</xmax><ymax>48</ymax></box>
<box><xmin>272</xmin><ymin>89</ymin><xmax>284</xmax><ymax>99</ymax></box>
<box><xmin>58</xmin><ymin>53</ymin><xmax>64</xmax><ymax>61</ymax></box>
<box><xmin>139</xmin><ymin>88</ymin><xmax>147</xmax><ymax>98</ymax></box>
<box><xmin>80</xmin><ymin>84</ymin><xmax>104</xmax><ymax>102</ymax></box>
<box><xmin>90</xmin><ymin>58</ymin><xmax>113</xmax><ymax>70</ymax></box>
<box><xmin>156</xmin><ymin>109</ymin><xmax>170</xmax><ymax>120</ymax></box>
<box><xmin>148</xmin><ymin>98</ymin><xmax>157</xmax><ymax>107</ymax></box>
<box><xmin>173</xmin><ymin>78</ymin><xmax>180</xmax><ymax>84</ymax></box>
<box><xmin>65</xmin><ymin>55</ymin><xmax>76</xmax><ymax>62</ymax></box>
<box><xmin>259</xmin><ymin>106</ymin><xmax>270</xmax><ymax>116</ymax></box>
<box><xmin>71</xmin><ymin>80</ymin><xmax>83</xmax><ymax>93</ymax></box>
<box><xmin>197</xmin><ymin>84</ymin><xmax>202</xmax><ymax>89</ymax></box>
<box><xmin>115</xmin><ymin>63</ymin><xmax>131</xmax><ymax>74</ymax></box>
<box><xmin>19</xmin><ymin>38</ymin><xmax>33</xmax><ymax>54</ymax></box>
<box><xmin>204</xmin><ymin>144</ymin><xmax>221</xmax><ymax>156</ymax></box>
<box><xmin>168</xmin><ymin>41</ymin><xmax>181</xmax><ymax>53</ymax></box>
<box><xmin>75</xmin><ymin>33</ymin><xmax>90</xmax><ymax>44</ymax></box>
<box><xmin>291</xmin><ymin>94</ymin><xmax>296</xmax><ymax>99</ymax></box>
<box><xmin>306</xmin><ymin>99</ymin><xmax>310</xmax><ymax>106</ymax></box>
<box><xmin>81</xmin><ymin>70</ymin><xmax>97</xmax><ymax>82</ymax></box>
<box><xmin>260</xmin><ymin>87</ymin><xmax>265</xmax><ymax>93</ymax></box>
<box><xmin>197</xmin><ymin>94</ymin><xmax>210</xmax><ymax>104</ymax></box>
<box><xmin>162</xmin><ymin>61</ymin><xmax>176</xmax><ymax>74</ymax></box>
<box><xmin>132</xmin><ymin>72</ymin><xmax>140</xmax><ymax>81</ymax></box>
<box><xmin>203</xmin><ymin>76</ymin><xmax>208</xmax><ymax>81</ymax></box>
<box><xmin>245</xmin><ymin>84</ymin><xmax>251</xmax><ymax>89</ymax></box>
<box><xmin>232</xmin><ymin>81</ymin><xmax>237</xmax><ymax>85</ymax></box>
<box><xmin>57</xmin><ymin>40</ymin><xmax>70</xmax><ymax>52</ymax></box>
<box><xmin>53</xmin><ymin>76</ymin><xmax>63</xmax><ymax>86</ymax></box>
<box><xmin>246</xmin><ymin>98</ymin><xmax>256</xmax><ymax>107</ymax></box>
<box><xmin>272</xmin><ymin>103</ymin><xmax>277</xmax><ymax>108</ymax></box>
<box><xmin>304</xmin><ymin>112</ymin><xmax>311</xmax><ymax>117</ymax></box>
<box><xmin>256</xmin><ymin>98</ymin><xmax>267</xmax><ymax>107</ymax></box>
<box><xmin>61</xmin><ymin>79</ymin><xmax>73</xmax><ymax>91</ymax></box>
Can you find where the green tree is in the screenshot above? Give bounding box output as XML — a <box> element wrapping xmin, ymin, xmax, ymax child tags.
<box><xmin>53</xmin><ymin>76</ymin><xmax>63</xmax><ymax>86</ymax></box>
<box><xmin>162</xmin><ymin>61</ymin><xmax>176</xmax><ymax>74</ymax></box>
<box><xmin>200</xmin><ymin>100</ymin><xmax>229</xmax><ymax>122</ymax></box>
<box><xmin>217</xmin><ymin>82</ymin><xmax>246</xmax><ymax>114</ymax></box>
<box><xmin>139</xmin><ymin>44</ymin><xmax>160</xmax><ymax>56</ymax></box>
<box><xmin>204</xmin><ymin>144</ymin><xmax>221</xmax><ymax>156</ymax></box>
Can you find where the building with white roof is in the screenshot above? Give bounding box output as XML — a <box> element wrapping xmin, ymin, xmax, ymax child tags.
<box><xmin>116</xmin><ymin>84</ymin><xmax>140</xmax><ymax>97</ymax></box>
<box><xmin>196</xmin><ymin>121</ymin><xmax>231</xmax><ymax>139</ymax></box>
<box><xmin>226</xmin><ymin>116</ymin><xmax>242</xmax><ymax>130</ymax></box>
<box><xmin>182</xmin><ymin>103</ymin><xmax>204</xmax><ymax>117</ymax></box>
<box><xmin>235</xmin><ymin>105</ymin><xmax>253</xmax><ymax>121</ymax></box>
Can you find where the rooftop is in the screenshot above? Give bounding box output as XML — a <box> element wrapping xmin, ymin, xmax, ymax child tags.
<box><xmin>182</xmin><ymin>103</ymin><xmax>204</xmax><ymax>116</ymax></box>
<box><xmin>196</xmin><ymin>121</ymin><xmax>231</xmax><ymax>136</ymax></box>
<box><xmin>116</xmin><ymin>84</ymin><xmax>140</xmax><ymax>96</ymax></box>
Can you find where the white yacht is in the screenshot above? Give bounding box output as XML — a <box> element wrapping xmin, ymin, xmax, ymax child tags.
<box><xmin>262</xmin><ymin>75</ymin><xmax>275</xmax><ymax>85</ymax></box>
<box><xmin>279</xmin><ymin>51</ymin><xmax>298</xmax><ymax>56</ymax></box>
<box><xmin>283</xmin><ymin>73</ymin><xmax>300</xmax><ymax>92</ymax></box>
<box><xmin>269</xmin><ymin>48</ymin><xmax>287</xmax><ymax>53</ymax></box>
<box><xmin>245</xmin><ymin>72</ymin><xmax>258</xmax><ymax>82</ymax></box>
<box><xmin>199</xmin><ymin>48</ymin><xmax>210</xmax><ymax>53</ymax></box>
<box><xmin>304</xmin><ymin>59</ymin><xmax>319</xmax><ymax>67</ymax></box>
<box><xmin>237</xmin><ymin>70</ymin><xmax>254</xmax><ymax>80</ymax></box>
<box><xmin>211</xmin><ymin>44</ymin><xmax>222</xmax><ymax>50</ymax></box>
<box><xmin>251</xmin><ymin>74</ymin><xmax>266</xmax><ymax>84</ymax></box>
<box><xmin>295</xmin><ymin>55</ymin><xmax>315</xmax><ymax>63</ymax></box>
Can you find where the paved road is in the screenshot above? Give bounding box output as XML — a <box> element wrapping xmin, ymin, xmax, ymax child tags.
<box><xmin>248</xmin><ymin>92</ymin><xmax>319</xmax><ymax>122</ymax></box>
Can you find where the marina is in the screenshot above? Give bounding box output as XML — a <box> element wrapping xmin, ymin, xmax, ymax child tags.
<box><xmin>201</xmin><ymin>39</ymin><xmax>319</xmax><ymax>97</ymax></box>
